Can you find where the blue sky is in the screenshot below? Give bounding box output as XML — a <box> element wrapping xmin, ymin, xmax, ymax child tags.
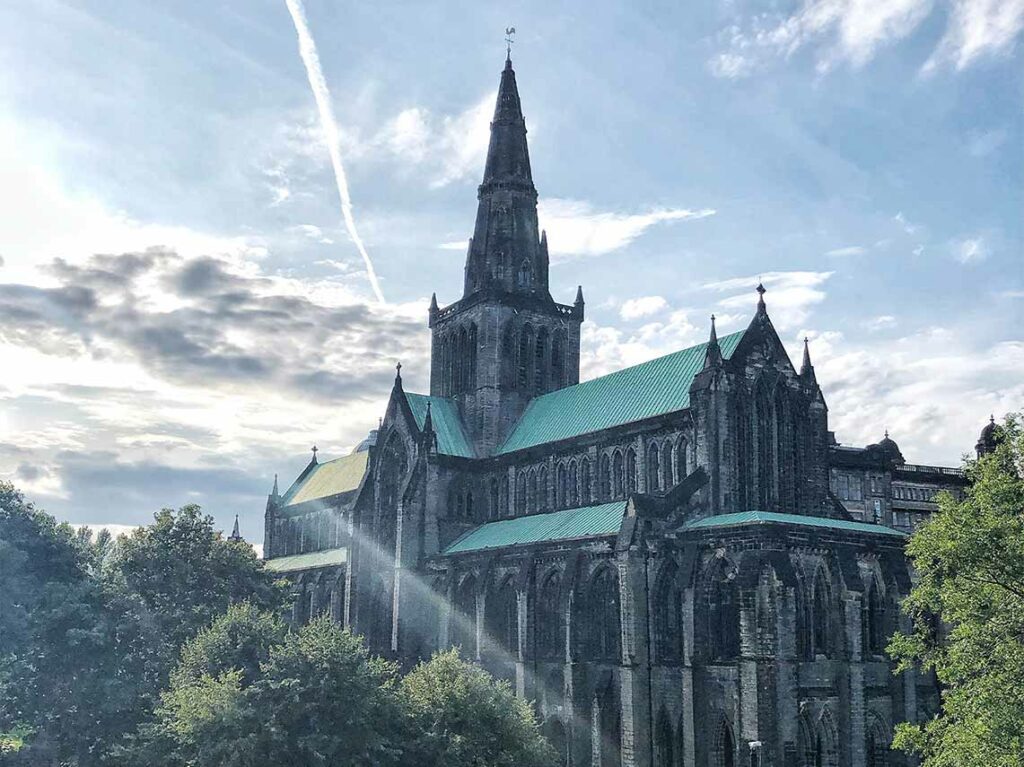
<box><xmin>0</xmin><ymin>0</ymin><xmax>1021</xmax><ymax>546</ymax></box>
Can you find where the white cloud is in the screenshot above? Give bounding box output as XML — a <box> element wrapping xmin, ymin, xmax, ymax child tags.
<box><xmin>620</xmin><ymin>295</ymin><xmax>669</xmax><ymax>320</ymax></box>
<box><xmin>954</xmin><ymin>235</ymin><xmax>988</xmax><ymax>263</ymax></box>
<box><xmin>704</xmin><ymin>271</ymin><xmax>833</xmax><ymax>330</ymax></box>
<box><xmin>290</xmin><ymin>224</ymin><xmax>334</xmax><ymax>244</ymax></box>
<box><xmin>539</xmin><ymin>199</ymin><xmax>716</xmax><ymax>261</ymax></box>
<box><xmin>924</xmin><ymin>0</ymin><xmax>1024</xmax><ymax>72</ymax></box>
<box><xmin>825</xmin><ymin>245</ymin><xmax>867</xmax><ymax>257</ymax></box>
<box><xmin>864</xmin><ymin>314</ymin><xmax>898</xmax><ymax>330</ymax></box>
<box><xmin>581</xmin><ymin>309</ymin><xmax>703</xmax><ymax>378</ymax></box>
<box><xmin>709</xmin><ymin>0</ymin><xmax>1024</xmax><ymax>77</ymax></box>
<box><xmin>804</xmin><ymin>328</ymin><xmax>1024</xmax><ymax>464</ymax></box>
<box><xmin>369</xmin><ymin>94</ymin><xmax>494</xmax><ymax>188</ymax></box>
<box><xmin>71</xmin><ymin>523</ymin><xmax>139</xmax><ymax>540</ymax></box>
<box><xmin>893</xmin><ymin>211</ymin><xmax>922</xmax><ymax>235</ymax></box>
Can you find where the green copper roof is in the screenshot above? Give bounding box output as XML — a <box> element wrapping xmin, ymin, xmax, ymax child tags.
<box><xmin>498</xmin><ymin>331</ymin><xmax>745</xmax><ymax>454</ymax></box>
<box><xmin>405</xmin><ymin>393</ymin><xmax>475</xmax><ymax>458</ymax></box>
<box><xmin>683</xmin><ymin>511</ymin><xmax>907</xmax><ymax>537</ymax></box>
<box><xmin>264</xmin><ymin>546</ymin><xmax>347</xmax><ymax>573</ymax></box>
<box><xmin>283</xmin><ymin>451</ymin><xmax>368</xmax><ymax>507</ymax></box>
<box><xmin>443</xmin><ymin>501</ymin><xmax>626</xmax><ymax>555</ymax></box>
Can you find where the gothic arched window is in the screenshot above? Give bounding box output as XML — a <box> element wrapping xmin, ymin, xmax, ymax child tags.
<box><xmin>568</xmin><ymin>460</ymin><xmax>579</xmax><ymax>507</ymax></box>
<box><xmin>527</xmin><ymin>469</ymin><xmax>538</xmax><ymax>513</ymax></box>
<box><xmin>489</xmin><ymin>478</ymin><xmax>499</xmax><ymax>520</ymax></box>
<box><xmin>580</xmin><ymin>457</ymin><xmax>592</xmax><ymax>505</ymax></box>
<box><xmin>600</xmin><ymin>454</ymin><xmax>612</xmax><ymax>500</ymax></box>
<box><xmin>812</xmin><ymin>572</ymin><xmax>833</xmax><ymax>658</ymax></box>
<box><xmin>647</xmin><ymin>442</ymin><xmax>661</xmax><ymax>492</ymax></box>
<box><xmin>515</xmin><ymin>472</ymin><xmax>527</xmax><ymax>515</ymax></box>
<box><xmin>654</xmin><ymin>563</ymin><xmax>685</xmax><ymax>662</ymax></box>
<box><xmin>556</xmin><ymin>463</ymin><xmax>568</xmax><ymax>508</ymax></box>
<box><xmin>862</xmin><ymin>580</ymin><xmax>885</xmax><ymax>657</ymax></box>
<box><xmin>655</xmin><ymin>708</ymin><xmax>675</xmax><ymax>767</ymax></box>
<box><xmin>500</xmin><ymin>476</ymin><xmax>509</xmax><ymax>518</ymax></box>
<box><xmin>661</xmin><ymin>442</ymin><xmax>674</xmax><ymax>489</ymax></box>
<box><xmin>678</xmin><ymin>437</ymin><xmax>690</xmax><ymax>483</ymax></box>
<box><xmin>625</xmin><ymin>448</ymin><xmax>638</xmax><ymax>495</ymax></box>
<box><xmin>518</xmin><ymin>325</ymin><xmax>534</xmax><ymax>389</ymax></box>
<box><xmin>717</xmin><ymin>718</ymin><xmax>736</xmax><ymax>767</ymax></box>
<box><xmin>378</xmin><ymin>434</ymin><xmax>408</xmax><ymax>552</ymax></box>
<box><xmin>535</xmin><ymin>328</ymin><xmax>548</xmax><ymax>392</ymax></box>
<box><xmin>613</xmin><ymin>451</ymin><xmax>624</xmax><ymax>498</ymax></box>
<box><xmin>517</xmin><ymin>260</ymin><xmax>532</xmax><ymax>288</ymax></box>
<box><xmin>538</xmin><ymin>466</ymin><xmax>549</xmax><ymax>511</ymax></box>
<box><xmin>467</xmin><ymin>323</ymin><xmax>478</xmax><ymax>392</ymax></box>
<box><xmin>537</xmin><ymin>571</ymin><xmax>563</xmax><ymax>658</ymax></box>
<box><xmin>588</xmin><ymin>567</ymin><xmax>620</xmax><ymax>661</ymax></box>
<box><xmin>453</xmin><ymin>575</ymin><xmax>478</xmax><ymax>654</ymax></box>
<box><xmin>709</xmin><ymin>565</ymin><xmax>740</xmax><ymax>661</ymax></box>
<box><xmin>487</xmin><ymin>578</ymin><xmax>519</xmax><ymax>656</ymax></box>
<box><xmin>551</xmin><ymin>331</ymin><xmax>565</xmax><ymax>389</ymax></box>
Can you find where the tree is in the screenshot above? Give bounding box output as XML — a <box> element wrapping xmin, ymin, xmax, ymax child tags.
<box><xmin>399</xmin><ymin>649</ymin><xmax>557</xmax><ymax>767</ymax></box>
<box><xmin>135</xmin><ymin>613</ymin><xmax>404</xmax><ymax>767</ymax></box>
<box><xmin>0</xmin><ymin>482</ymin><xmax>131</xmax><ymax>766</ymax></box>
<box><xmin>890</xmin><ymin>412</ymin><xmax>1024</xmax><ymax>767</ymax></box>
<box><xmin>110</xmin><ymin>504</ymin><xmax>287</xmax><ymax>667</ymax></box>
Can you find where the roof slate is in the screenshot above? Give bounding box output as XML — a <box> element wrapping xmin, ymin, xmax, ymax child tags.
<box><xmin>283</xmin><ymin>451</ymin><xmax>368</xmax><ymax>508</ymax></box>
<box><xmin>264</xmin><ymin>546</ymin><xmax>347</xmax><ymax>573</ymax></box>
<box><xmin>405</xmin><ymin>393</ymin><xmax>475</xmax><ymax>458</ymax></box>
<box><xmin>498</xmin><ymin>331</ymin><xmax>744</xmax><ymax>454</ymax></box>
<box><xmin>443</xmin><ymin>501</ymin><xmax>626</xmax><ymax>554</ymax></box>
<box><xmin>682</xmin><ymin>511</ymin><xmax>907</xmax><ymax>537</ymax></box>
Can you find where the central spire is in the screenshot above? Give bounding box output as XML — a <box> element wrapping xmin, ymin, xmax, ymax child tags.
<box><xmin>463</xmin><ymin>55</ymin><xmax>549</xmax><ymax>299</ymax></box>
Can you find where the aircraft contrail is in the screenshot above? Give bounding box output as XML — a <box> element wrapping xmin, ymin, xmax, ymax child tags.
<box><xmin>283</xmin><ymin>0</ymin><xmax>386</xmax><ymax>304</ymax></box>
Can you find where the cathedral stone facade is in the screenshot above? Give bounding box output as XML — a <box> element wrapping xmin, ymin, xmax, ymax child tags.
<box><xmin>263</xmin><ymin>55</ymin><xmax>975</xmax><ymax>767</ymax></box>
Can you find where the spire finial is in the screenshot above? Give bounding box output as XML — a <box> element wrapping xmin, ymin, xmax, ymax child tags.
<box><xmin>271</xmin><ymin>473</ymin><xmax>279</xmax><ymax>497</ymax></box>
<box><xmin>505</xmin><ymin>26</ymin><xmax>516</xmax><ymax>60</ymax></box>
<box><xmin>704</xmin><ymin>314</ymin><xmax>722</xmax><ymax>369</ymax></box>
<box><xmin>311</xmin><ymin>445</ymin><xmax>319</xmax><ymax>463</ymax></box>
<box><xmin>756</xmin><ymin>281</ymin><xmax>766</xmax><ymax>310</ymax></box>
<box><xmin>884</xmin><ymin>429</ymin><xmax>889</xmax><ymax>439</ymax></box>
<box><xmin>395</xmin><ymin>361</ymin><xmax>403</xmax><ymax>387</ymax></box>
<box><xmin>990</xmin><ymin>413</ymin><xmax>996</xmax><ymax>424</ymax></box>
<box><xmin>229</xmin><ymin>514</ymin><xmax>242</xmax><ymax>542</ymax></box>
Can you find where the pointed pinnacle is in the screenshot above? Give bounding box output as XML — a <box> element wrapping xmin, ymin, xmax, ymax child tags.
<box><xmin>574</xmin><ymin>285</ymin><xmax>585</xmax><ymax>306</ymax></box>
<box><xmin>429</xmin><ymin>292</ymin><xmax>438</xmax><ymax>311</ymax></box>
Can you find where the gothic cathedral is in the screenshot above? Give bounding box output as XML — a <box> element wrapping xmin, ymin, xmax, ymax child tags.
<box><xmin>262</xmin><ymin>53</ymin><xmax>978</xmax><ymax>767</ymax></box>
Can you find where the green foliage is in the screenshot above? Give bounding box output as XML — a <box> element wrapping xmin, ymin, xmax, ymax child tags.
<box><xmin>890</xmin><ymin>413</ymin><xmax>1024</xmax><ymax>767</ymax></box>
<box><xmin>399</xmin><ymin>649</ymin><xmax>556</xmax><ymax>767</ymax></box>
<box><xmin>134</xmin><ymin>613</ymin><xmax>404</xmax><ymax>767</ymax></box>
<box><xmin>0</xmin><ymin>490</ymin><xmax>288</xmax><ymax>765</ymax></box>
<box><xmin>0</xmin><ymin>481</ymin><xmax>133</xmax><ymax>766</ymax></box>
<box><xmin>111</xmin><ymin>504</ymin><xmax>287</xmax><ymax>663</ymax></box>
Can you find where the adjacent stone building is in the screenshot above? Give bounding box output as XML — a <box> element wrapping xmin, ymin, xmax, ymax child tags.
<box><xmin>262</xmin><ymin>54</ymin><xmax>979</xmax><ymax>767</ymax></box>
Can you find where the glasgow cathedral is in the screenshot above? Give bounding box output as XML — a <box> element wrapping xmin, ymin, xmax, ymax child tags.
<box><xmin>261</xmin><ymin>54</ymin><xmax>987</xmax><ymax>766</ymax></box>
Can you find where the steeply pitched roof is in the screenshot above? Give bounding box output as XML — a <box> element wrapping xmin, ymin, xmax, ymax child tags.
<box><xmin>683</xmin><ymin>511</ymin><xmax>906</xmax><ymax>538</ymax></box>
<box><xmin>405</xmin><ymin>393</ymin><xmax>475</xmax><ymax>458</ymax></box>
<box><xmin>443</xmin><ymin>501</ymin><xmax>626</xmax><ymax>555</ymax></box>
<box><xmin>498</xmin><ymin>331</ymin><xmax>745</xmax><ymax>454</ymax></box>
<box><xmin>282</xmin><ymin>451</ymin><xmax>369</xmax><ymax>508</ymax></box>
<box><xmin>264</xmin><ymin>546</ymin><xmax>347</xmax><ymax>573</ymax></box>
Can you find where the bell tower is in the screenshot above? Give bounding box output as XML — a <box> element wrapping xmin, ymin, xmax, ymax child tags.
<box><xmin>428</xmin><ymin>54</ymin><xmax>584</xmax><ymax>454</ymax></box>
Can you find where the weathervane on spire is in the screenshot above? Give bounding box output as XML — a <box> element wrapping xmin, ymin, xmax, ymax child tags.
<box><xmin>505</xmin><ymin>26</ymin><xmax>516</xmax><ymax>57</ymax></box>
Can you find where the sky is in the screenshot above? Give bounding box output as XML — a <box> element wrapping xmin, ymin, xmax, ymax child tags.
<box><xmin>0</xmin><ymin>0</ymin><xmax>1021</xmax><ymax>546</ymax></box>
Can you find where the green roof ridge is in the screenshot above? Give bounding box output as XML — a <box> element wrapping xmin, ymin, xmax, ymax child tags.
<box><xmin>683</xmin><ymin>510</ymin><xmax>907</xmax><ymax>537</ymax></box>
<box><xmin>443</xmin><ymin>501</ymin><xmax>626</xmax><ymax>554</ymax></box>
<box><xmin>498</xmin><ymin>330</ymin><xmax>744</xmax><ymax>454</ymax></box>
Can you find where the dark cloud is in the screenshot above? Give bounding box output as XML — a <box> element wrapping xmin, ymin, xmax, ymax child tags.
<box><xmin>29</xmin><ymin>448</ymin><xmax>274</xmax><ymax>541</ymax></box>
<box><xmin>0</xmin><ymin>249</ymin><xmax>430</xmax><ymax>402</ymax></box>
<box><xmin>15</xmin><ymin>463</ymin><xmax>41</xmax><ymax>481</ymax></box>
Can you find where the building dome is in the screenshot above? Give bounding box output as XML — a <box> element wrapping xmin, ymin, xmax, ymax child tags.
<box><xmin>976</xmin><ymin>415</ymin><xmax>1000</xmax><ymax>457</ymax></box>
<box><xmin>868</xmin><ymin>430</ymin><xmax>905</xmax><ymax>466</ymax></box>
